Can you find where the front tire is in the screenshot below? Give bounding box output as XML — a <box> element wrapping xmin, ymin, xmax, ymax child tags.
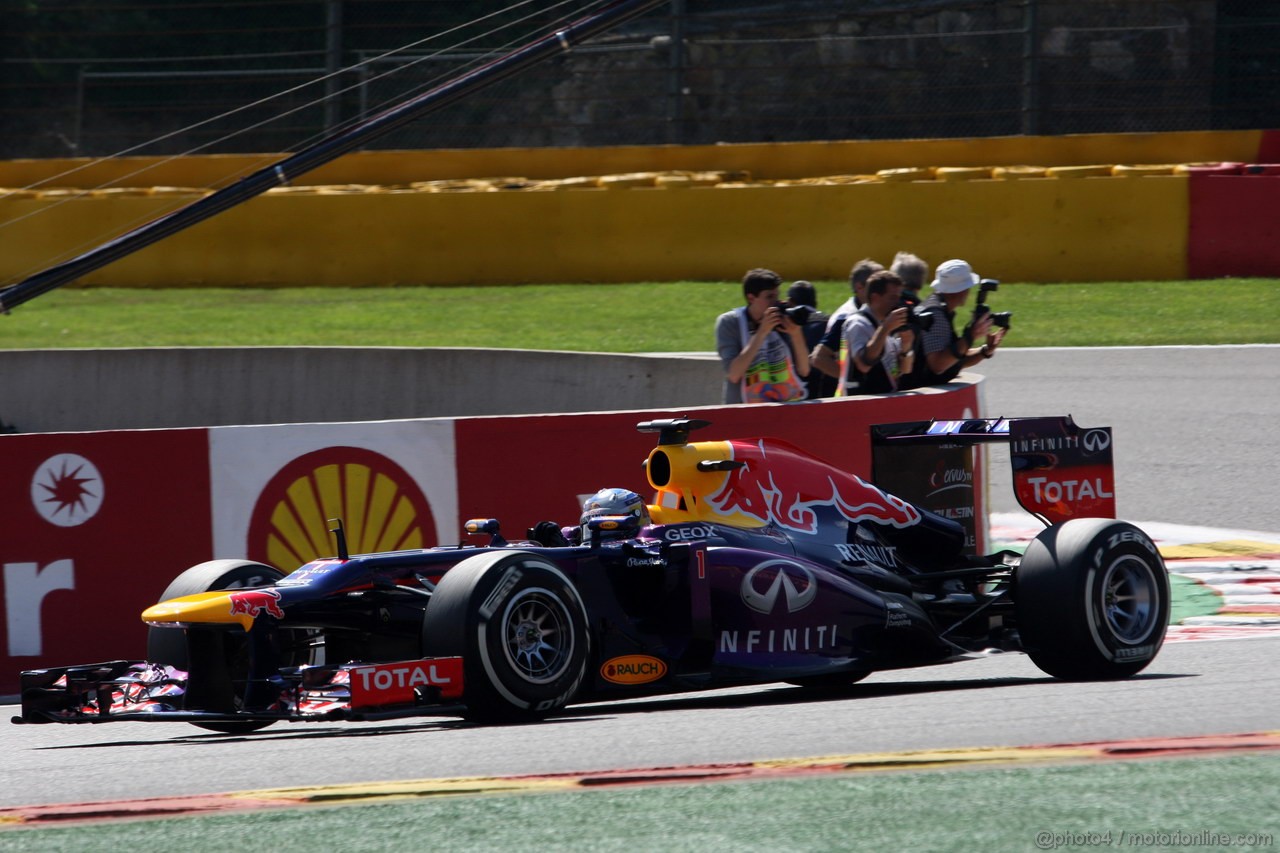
<box><xmin>147</xmin><ymin>560</ymin><xmax>286</xmax><ymax>734</ymax></box>
<box><xmin>1016</xmin><ymin>519</ymin><xmax>1169</xmax><ymax>680</ymax></box>
<box><xmin>422</xmin><ymin>551</ymin><xmax>589</xmax><ymax>723</ymax></box>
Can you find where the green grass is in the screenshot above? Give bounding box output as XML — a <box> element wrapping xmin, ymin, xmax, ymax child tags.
<box><xmin>1</xmin><ymin>278</ymin><xmax>1277</xmax><ymax>351</ymax></box>
<box><xmin>2</xmin><ymin>754</ymin><xmax>1277</xmax><ymax>852</ymax></box>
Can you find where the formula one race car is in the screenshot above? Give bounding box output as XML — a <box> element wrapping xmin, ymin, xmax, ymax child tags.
<box><xmin>14</xmin><ymin>416</ymin><xmax>1170</xmax><ymax>732</ymax></box>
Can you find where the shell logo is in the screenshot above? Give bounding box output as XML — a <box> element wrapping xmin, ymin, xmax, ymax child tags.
<box><xmin>247</xmin><ymin>447</ymin><xmax>437</xmax><ymax>572</ymax></box>
<box><xmin>601</xmin><ymin>655</ymin><xmax>667</xmax><ymax>685</ymax></box>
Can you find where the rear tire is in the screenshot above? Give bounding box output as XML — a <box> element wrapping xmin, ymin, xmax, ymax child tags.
<box><xmin>1016</xmin><ymin>519</ymin><xmax>1169</xmax><ymax>680</ymax></box>
<box><xmin>147</xmin><ymin>560</ymin><xmax>286</xmax><ymax>734</ymax></box>
<box><xmin>422</xmin><ymin>551</ymin><xmax>589</xmax><ymax>723</ymax></box>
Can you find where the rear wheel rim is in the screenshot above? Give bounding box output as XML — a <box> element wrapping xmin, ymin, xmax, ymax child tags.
<box><xmin>1100</xmin><ymin>556</ymin><xmax>1159</xmax><ymax>644</ymax></box>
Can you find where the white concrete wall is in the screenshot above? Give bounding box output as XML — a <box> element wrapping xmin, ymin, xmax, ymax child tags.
<box><xmin>0</xmin><ymin>347</ymin><xmax>724</xmax><ymax>432</ymax></box>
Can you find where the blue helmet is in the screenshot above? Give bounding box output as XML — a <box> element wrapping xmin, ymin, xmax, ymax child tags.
<box><xmin>580</xmin><ymin>487</ymin><xmax>649</xmax><ymax>542</ymax></box>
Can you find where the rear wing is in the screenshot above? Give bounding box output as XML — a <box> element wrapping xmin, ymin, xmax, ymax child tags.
<box><xmin>871</xmin><ymin>416</ymin><xmax>1116</xmax><ymax>552</ymax></box>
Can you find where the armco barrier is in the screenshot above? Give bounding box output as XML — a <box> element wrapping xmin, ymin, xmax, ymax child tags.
<box><xmin>0</xmin><ymin>380</ymin><xmax>982</xmax><ymax>695</ymax></box>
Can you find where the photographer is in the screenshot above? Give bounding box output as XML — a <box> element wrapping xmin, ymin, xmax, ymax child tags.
<box><xmin>840</xmin><ymin>270</ymin><xmax>916</xmax><ymax>395</ymax></box>
<box><xmin>785</xmin><ymin>280</ymin><xmax>834</xmax><ymax>398</ymax></box>
<box><xmin>911</xmin><ymin>259</ymin><xmax>1008</xmax><ymax>387</ymax></box>
<box><xmin>715</xmin><ymin>268</ymin><xmax>810</xmax><ymax>404</ymax></box>
<box><xmin>810</xmin><ymin>258</ymin><xmax>885</xmax><ymax>395</ymax></box>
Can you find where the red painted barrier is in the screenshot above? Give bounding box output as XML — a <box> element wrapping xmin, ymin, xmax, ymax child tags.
<box><xmin>1187</xmin><ymin>172</ymin><xmax>1280</xmax><ymax>278</ymax></box>
<box><xmin>0</xmin><ymin>430</ymin><xmax>213</xmax><ymax>692</ymax></box>
<box><xmin>1254</xmin><ymin>130</ymin><xmax>1280</xmax><ymax>163</ymax></box>
<box><xmin>454</xmin><ymin>393</ymin><xmax>981</xmax><ymax>540</ymax></box>
<box><xmin>1</xmin><ymin>388</ymin><xmax>980</xmax><ymax>695</ymax></box>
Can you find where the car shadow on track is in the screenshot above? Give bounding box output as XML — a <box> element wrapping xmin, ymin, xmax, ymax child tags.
<box><xmin>557</xmin><ymin>671</ymin><xmax>1194</xmax><ymax>720</ymax></box>
<box><xmin>34</xmin><ymin>672</ymin><xmax>1194</xmax><ymax>747</ymax></box>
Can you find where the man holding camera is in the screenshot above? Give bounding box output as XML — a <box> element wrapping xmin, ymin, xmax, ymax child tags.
<box><xmin>785</xmin><ymin>280</ymin><xmax>834</xmax><ymax>399</ymax></box>
<box><xmin>715</xmin><ymin>268</ymin><xmax>811</xmax><ymax>404</ymax></box>
<box><xmin>809</xmin><ymin>258</ymin><xmax>885</xmax><ymax>395</ymax></box>
<box><xmin>839</xmin><ymin>270</ymin><xmax>916</xmax><ymax>395</ymax></box>
<box><xmin>911</xmin><ymin>258</ymin><xmax>1008</xmax><ymax>386</ymax></box>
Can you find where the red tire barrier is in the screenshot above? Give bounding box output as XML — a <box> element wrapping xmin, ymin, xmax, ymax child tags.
<box><xmin>1173</xmin><ymin>162</ymin><xmax>1243</xmax><ymax>175</ymax></box>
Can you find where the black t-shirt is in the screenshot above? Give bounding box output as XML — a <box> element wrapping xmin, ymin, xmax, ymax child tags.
<box><xmin>906</xmin><ymin>294</ymin><xmax>963</xmax><ymax>386</ymax></box>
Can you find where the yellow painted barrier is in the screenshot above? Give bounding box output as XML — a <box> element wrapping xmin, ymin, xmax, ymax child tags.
<box><xmin>7</xmin><ymin>129</ymin><xmax>1235</xmax><ymax>287</ymax></box>
<box><xmin>0</xmin><ymin>173</ymin><xmax>1189</xmax><ymax>286</ymax></box>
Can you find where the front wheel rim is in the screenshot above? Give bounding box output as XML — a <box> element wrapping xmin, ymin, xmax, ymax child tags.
<box><xmin>501</xmin><ymin>587</ymin><xmax>573</xmax><ymax>684</ymax></box>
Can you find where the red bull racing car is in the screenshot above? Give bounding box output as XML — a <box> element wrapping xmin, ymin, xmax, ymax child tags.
<box><xmin>14</xmin><ymin>416</ymin><xmax>1170</xmax><ymax>732</ymax></box>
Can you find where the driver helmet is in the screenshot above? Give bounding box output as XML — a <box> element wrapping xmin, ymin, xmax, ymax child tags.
<box><xmin>580</xmin><ymin>487</ymin><xmax>649</xmax><ymax>543</ymax></box>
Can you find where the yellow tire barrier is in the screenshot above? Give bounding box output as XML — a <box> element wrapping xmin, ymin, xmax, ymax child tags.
<box><xmin>537</xmin><ymin>176</ymin><xmax>602</xmax><ymax>190</ymax></box>
<box><xmin>991</xmin><ymin>165</ymin><xmax>1048</xmax><ymax>180</ymax></box>
<box><xmin>599</xmin><ymin>172</ymin><xmax>661</xmax><ymax>189</ymax></box>
<box><xmin>146</xmin><ymin>186</ymin><xmax>207</xmax><ymax>197</ymax></box>
<box><xmin>876</xmin><ymin>167</ymin><xmax>933</xmax><ymax>182</ymax></box>
<box><xmin>1045</xmin><ymin>165</ymin><xmax>1115</xmax><ymax>178</ymax></box>
<box><xmin>1173</xmin><ymin>161</ymin><xmax>1244</xmax><ymax>175</ymax></box>
<box><xmin>655</xmin><ymin>171</ymin><xmax>725</xmax><ymax>188</ymax></box>
<box><xmin>1111</xmin><ymin>164</ymin><xmax>1176</xmax><ymax>177</ymax></box>
<box><xmin>934</xmin><ymin>166</ymin><xmax>993</xmax><ymax>181</ymax></box>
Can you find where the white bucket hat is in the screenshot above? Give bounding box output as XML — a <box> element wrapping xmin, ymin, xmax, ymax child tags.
<box><xmin>931</xmin><ymin>259</ymin><xmax>980</xmax><ymax>294</ymax></box>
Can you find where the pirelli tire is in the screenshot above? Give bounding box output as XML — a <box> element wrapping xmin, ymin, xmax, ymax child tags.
<box><xmin>146</xmin><ymin>560</ymin><xmax>287</xmax><ymax>735</ymax></box>
<box><xmin>1015</xmin><ymin>519</ymin><xmax>1169</xmax><ymax>680</ymax></box>
<box><xmin>422</xmin><ymin>551</ymin><xmax>590</xmax><ymax>723</ymax></box>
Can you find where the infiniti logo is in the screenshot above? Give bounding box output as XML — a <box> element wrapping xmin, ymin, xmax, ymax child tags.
<box><xmin>1082</xmin><ymin>429</ymin><xmax>1111</xmax><ymax>452</ymax></box>
<box><xmin>740</xmin><ymin>560</ymin><xmax>817</xmax><ymax>614</ymax></box>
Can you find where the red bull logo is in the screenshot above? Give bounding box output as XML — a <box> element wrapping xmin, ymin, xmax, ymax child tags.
<box><xmin>707</xmin><ymin>439</ymin><xmax>921</xmax><ymax>534</ymax></box>
<box><xmin>228</xmin><ymin>588</ymin><xmax>285</xmax><ymax>621</ymax></box>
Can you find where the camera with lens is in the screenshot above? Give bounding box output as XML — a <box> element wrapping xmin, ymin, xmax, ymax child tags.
<box><xmin>783</xmin><ymin>303</ymin><xmax>814</xmax><ymax>325</ymax></box>
<box><xmin>897</xmin><ymin>298</ymin><xmax>934</xmax><ymax>332</ymax></box>
<box><xmin>971</xmin><ymin>278</ymin><xmax>1012</xmax><ymax>331</ymax></box>
<box><xmin>773</xmin><ymin>302</ymin><xmax>813</xmax><ymax>326</ymax></box>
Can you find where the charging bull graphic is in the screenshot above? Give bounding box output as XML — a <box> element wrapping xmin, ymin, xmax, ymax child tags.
<box><xmin>228</xmin><ymin>589</ymin><xmax>286</xmax><ymax>621</ymax></box>
<box><xmin>707</xmin><ymin>439</ymin><xmax>921</xmax><ymax>535</ymax></box>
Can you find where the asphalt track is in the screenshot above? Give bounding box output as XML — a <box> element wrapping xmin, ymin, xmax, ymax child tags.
<box><xmin>3</xmin><ymin>346</ymin><xmax>1279</xmax><ymax>822</ymax></box>
<box><xmin>978</xmin><ymin>344</ymin><xmax>1280</xmax><ymax>531</ymax></box>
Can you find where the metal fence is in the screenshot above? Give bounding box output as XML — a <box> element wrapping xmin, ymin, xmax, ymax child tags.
<box><xmin>2</xmin><ymin>0</ymin><xmax>1278</xmax><ymax>160</ymax></box>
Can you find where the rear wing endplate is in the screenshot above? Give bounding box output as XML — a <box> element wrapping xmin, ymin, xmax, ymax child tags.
<box><xmin>871</xmin><ymin>416</ymin><xmax>1116</xmax><ymax>532</ymax></box>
